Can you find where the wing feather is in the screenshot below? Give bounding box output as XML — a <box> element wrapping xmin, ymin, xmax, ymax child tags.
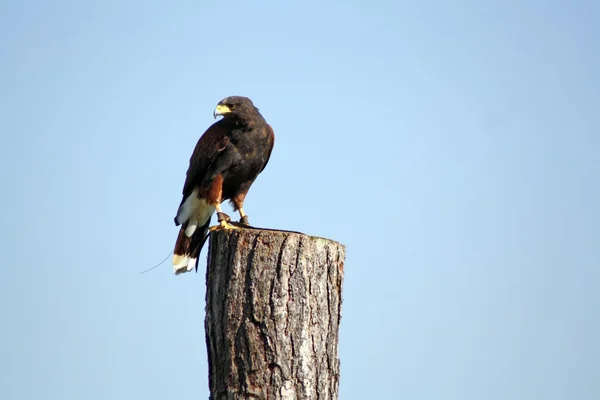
<box><xmin>259</xmin><ymin>124</ymin><xmax>275</xmax><ymax>173</ymax></box>
<box><xmin>181</xmin><ymin>121</ymin><xmax>230</xmax><ymax>199</ymax></box>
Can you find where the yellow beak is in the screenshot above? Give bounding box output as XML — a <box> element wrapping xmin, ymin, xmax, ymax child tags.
<box><xmin>213</xmin><ymin>104</ymin><xmax>231</xmax><ymax>118</ymax></box>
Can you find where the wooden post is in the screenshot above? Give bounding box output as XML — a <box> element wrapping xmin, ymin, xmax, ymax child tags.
<box><xmin>205</xmin><ymin>228</ymin><xmax>346</xmax><ymax>400</ymax></box>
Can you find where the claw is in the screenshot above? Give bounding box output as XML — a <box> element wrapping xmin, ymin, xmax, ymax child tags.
<box><xmin>209</xmin><ymin>219</ymin><xmax>241</xmax><ymax>231</ymax></box>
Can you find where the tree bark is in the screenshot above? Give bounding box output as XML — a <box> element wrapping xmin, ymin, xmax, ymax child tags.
<box><xmin>205</xmin><ymin>228</ymin><xmax>346</xmax><ymax>400</ymax></box>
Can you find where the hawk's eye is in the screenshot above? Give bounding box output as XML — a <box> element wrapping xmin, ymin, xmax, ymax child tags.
<box><xmin>228</xmin><ymin>104</ymin><xmax>236</xmax><ymax>110</ymax></box>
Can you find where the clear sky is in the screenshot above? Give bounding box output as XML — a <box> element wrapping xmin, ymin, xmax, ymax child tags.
<box><xmin>1</xmin><ymin>0</ymin><xmax>599</xmax><ymax>399</ymax></box>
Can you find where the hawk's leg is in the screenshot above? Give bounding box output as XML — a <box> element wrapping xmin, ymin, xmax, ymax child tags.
<box><xmin>206</xmin><ymin>174</ymin><xmax>239</xmax><ymax>231</ymax></box>
<box><xmin>209</xmin><ymin>203</ymin><xmax>240</xmax><ymax>231</ymax></box>
<box><xmin>238</xmin><ymin>208</ymin><xmax>249</xmax><ymax>225</ymax></box>
<box><xmin>232</xmin><ymin>191</ymin><xmax>250</xmax><ymax>225</ymax></box>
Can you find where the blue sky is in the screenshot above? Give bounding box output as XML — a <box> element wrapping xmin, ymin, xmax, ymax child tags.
<box><xmin>1</xmin><ymin>0</ymin><xmax>599</xmax><ymax>399</ymax></box>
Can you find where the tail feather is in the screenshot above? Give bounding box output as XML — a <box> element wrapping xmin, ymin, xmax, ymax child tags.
<box><xmin>189</xmin><ymin>219</ymin><xmax>211</xmax><ymax>272</ymax></box>
<box><xmin>172</xmin><ymin>227</ymin><xmax>191</xmax><ymax>274</ymax></box>
<box><xmin>173</xmin><ymin>219</ymin><xmax>211</xmax><ymax>274</ymax></box>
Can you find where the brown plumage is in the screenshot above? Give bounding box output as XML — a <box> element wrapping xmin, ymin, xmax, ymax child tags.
<box><xmin>172</xmin><ymin>96</ymin><xmax>275</xmax><ymax>274</ymax></box>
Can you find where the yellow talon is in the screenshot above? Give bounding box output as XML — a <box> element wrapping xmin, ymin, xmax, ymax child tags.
<box><xmin>209</xmin><ymin>220</ymin><xmax>240</xmax><ymax>231</ymax></box>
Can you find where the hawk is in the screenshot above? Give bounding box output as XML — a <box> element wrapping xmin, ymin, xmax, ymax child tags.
<box><xmin>172</xmin><ymin>96</ymin><xmax>274</xmax><ymax>274</ymax></box>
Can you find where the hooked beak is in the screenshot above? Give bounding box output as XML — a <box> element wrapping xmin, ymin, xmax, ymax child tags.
<box><xmin>213</xmin><ymin>104</ymin><xmax>231</xmax><ymax>119</ymax></box>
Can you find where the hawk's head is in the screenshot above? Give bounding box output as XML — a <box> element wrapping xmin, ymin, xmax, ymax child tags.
<box><xmin>213</xmin><ymin>96</ymin><xmax>258</xmax><ymax>121</ymax></box>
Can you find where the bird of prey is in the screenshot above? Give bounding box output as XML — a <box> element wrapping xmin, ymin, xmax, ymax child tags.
<box><xmin>172</xmin><ymin>96</ymin><xmax>275</xmax><ymax>274</ymax></box>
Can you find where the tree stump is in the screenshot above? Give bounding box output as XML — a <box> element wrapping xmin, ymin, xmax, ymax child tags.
<box><xmin>205</xmin><ymin>228</ymin><xmax>346</xmax><ymax>400</ymax></box>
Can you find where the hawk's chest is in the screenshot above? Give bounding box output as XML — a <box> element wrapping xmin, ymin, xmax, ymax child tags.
<box><xmin>229</xmin><ymin>128</ymin><xmax>266</xmax><ymax>156</ymax></box>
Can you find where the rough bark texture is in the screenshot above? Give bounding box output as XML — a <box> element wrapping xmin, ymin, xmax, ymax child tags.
<box><xmin>205</xmin><ymin>228</ymin><xmax>345</xmax><ymax>400</ymax></box>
